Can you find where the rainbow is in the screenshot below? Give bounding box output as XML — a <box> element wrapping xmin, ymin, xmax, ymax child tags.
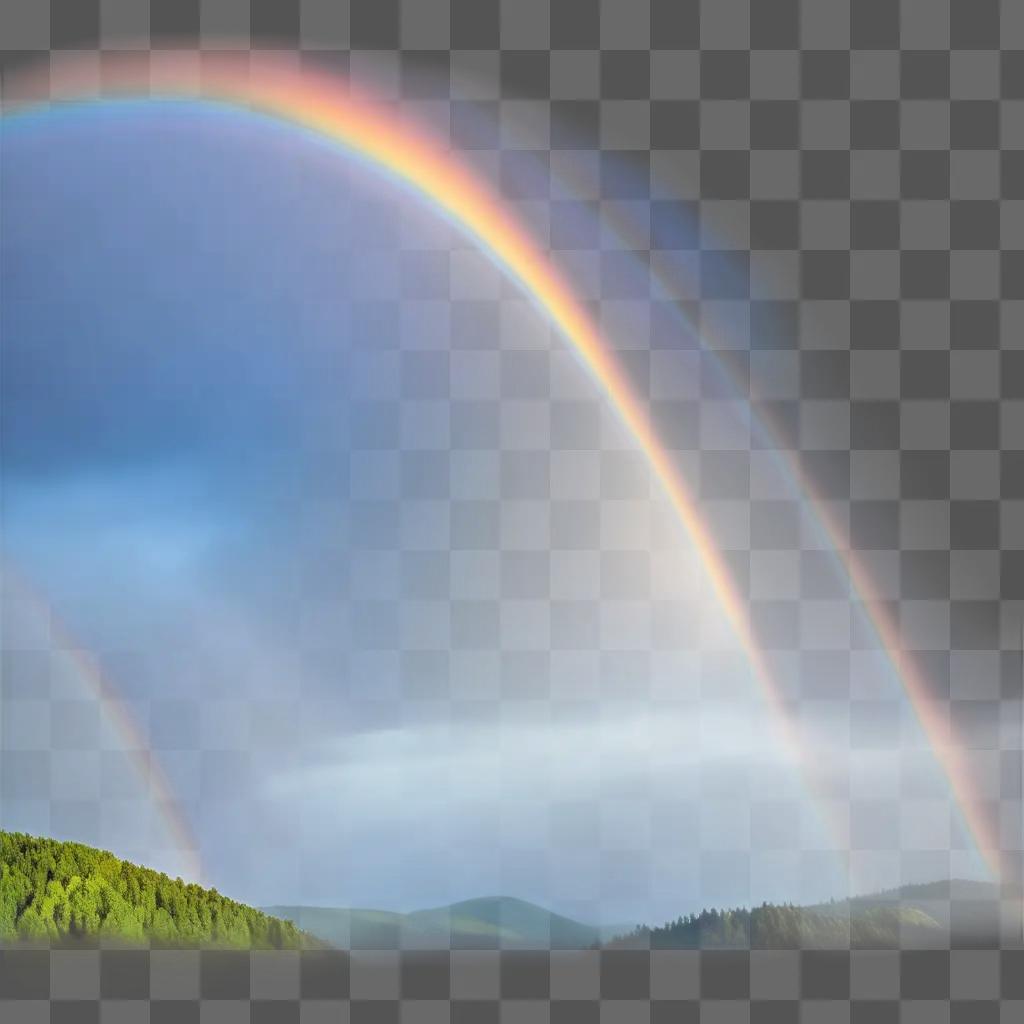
<box><xmin>0</xmin><ymin>53</ymin><xmax>1000</xmax><ymax>881</ymax></box>
<box><xmin>580</xmin><ymin>195</ymin><xmax>1007</xmax><ymax>881</ymax></box>
<box><xmin>1</xmin><ymin>564</ymin><xmax>203</xmax><ymax>882</ymax></box>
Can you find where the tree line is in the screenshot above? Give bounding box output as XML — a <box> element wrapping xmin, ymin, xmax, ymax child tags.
<box><xmin>607</xmin><ymin>901</ymin><xmax>940</xmax><ymax>949</ymax></box>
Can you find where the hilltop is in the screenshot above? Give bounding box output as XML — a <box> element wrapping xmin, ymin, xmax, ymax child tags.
<box><xmin>0</xmin><ymin>832</ymin><xmax>316</xmax><ymax>948</ymax></box>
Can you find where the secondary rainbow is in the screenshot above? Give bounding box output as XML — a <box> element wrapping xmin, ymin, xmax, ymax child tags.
<box><xmin>2</xmin><ymin>53</ymin><xmax>999</xmax><ymax>880</ymax></box>
<box><xmin>1</xmin><ymin>564</ymin><xmax>204</xmax><ymax>882</ymax></box>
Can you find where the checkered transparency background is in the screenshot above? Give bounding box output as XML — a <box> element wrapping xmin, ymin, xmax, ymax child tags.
<box><xmin>3</xmin><ymin>0</ymin><xmax>1024</xmax><ymax>1014</ymax></box>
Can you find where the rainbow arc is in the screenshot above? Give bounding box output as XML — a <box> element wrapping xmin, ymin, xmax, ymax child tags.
<box><xmin>1</xmin><ymin>53</ymin><xmax>1003</xmax><ymax>883</ymax></box>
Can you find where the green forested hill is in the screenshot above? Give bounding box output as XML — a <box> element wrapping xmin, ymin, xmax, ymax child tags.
<box><xmin>0</xmin><ymin>832</ymin><xmax>314</xmax><ymax>948</ymax></box>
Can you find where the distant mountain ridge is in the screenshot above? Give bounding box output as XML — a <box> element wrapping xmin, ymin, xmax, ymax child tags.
<box><xmin>270</xmin><ymin>880</ymin><xmax>1013</xmax><ymax>951</ymax></box>
<box><xmin>263</xmin><ymin>896</ymin><xmax>623</xmax><ymax>950</ymax></box>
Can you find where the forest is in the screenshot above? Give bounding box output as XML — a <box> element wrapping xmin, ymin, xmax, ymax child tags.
<box><xmin>607</xmin><ymin>901</ymin><xmax>942</xmax><ymax>949</ymax></box>
<box><xmin>0</xmin><ymin>832</ymin><xmax>314</xmax><ymax>948</ymax></box>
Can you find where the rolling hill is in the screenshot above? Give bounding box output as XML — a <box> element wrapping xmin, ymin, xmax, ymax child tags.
<box><xmin>0</xmin><ymin>831</ymin><xmax>316</xmax><ymax>948</ymax></box>
<box><xmin>263</xmin><ymin>896</ymin><xmax>619</xmax><ymax>950</ymax></box>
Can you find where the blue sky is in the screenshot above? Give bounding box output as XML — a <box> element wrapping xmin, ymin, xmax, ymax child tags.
<box><xmin>0</xmin><ymin>102</ymin><xmax>976</xmax><ymax>922</ymax></box>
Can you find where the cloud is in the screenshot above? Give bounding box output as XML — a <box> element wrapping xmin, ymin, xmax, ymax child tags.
<box><xmin>270</xmin><ymin>701</ymin><xmax>805</xmax><ymax>810</ymax></box>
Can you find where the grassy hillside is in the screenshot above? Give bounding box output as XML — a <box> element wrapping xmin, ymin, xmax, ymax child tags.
<box><xmin>0</xmin><ymin>832</ymin><xmax>315</xmax><ymax>948</ymax></box>
<box><xmin>265</xmin><ymin>896</ymin><xmax>612</xmax><ymax>949</ymax></box>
